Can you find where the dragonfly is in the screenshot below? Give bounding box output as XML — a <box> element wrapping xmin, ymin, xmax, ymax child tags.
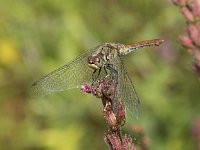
<box><xmin>32</xmin><ymin>39</ymin><xmax>164</xmax><ymax>118</ymax></box>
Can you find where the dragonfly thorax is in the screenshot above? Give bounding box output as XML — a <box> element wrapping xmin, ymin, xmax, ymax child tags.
<box><xmin>87</xmin><ymin>43</ymin><xmax>120</xmax><ymax>70</ymax></box>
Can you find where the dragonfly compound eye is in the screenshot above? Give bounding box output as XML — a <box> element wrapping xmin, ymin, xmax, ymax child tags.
<box><xmin>87</xmin><ymin>55</ymin><xmax>101</xmax><ymax>70</ymax></box>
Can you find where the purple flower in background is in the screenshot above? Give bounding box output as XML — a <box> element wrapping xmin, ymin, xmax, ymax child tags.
<box><xmin>192</xmin><ymin>117</ymin><xmax>200</xmax><ymax>150</ymax></box>
<box><xmin>172</xmin><ymin>0</ymin><xmax>200</xmax><ymax>78</ymax></box>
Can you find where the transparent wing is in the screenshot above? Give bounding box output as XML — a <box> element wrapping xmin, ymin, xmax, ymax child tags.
<box><xmin>113</xmin><ymin>56</ymin><xmax>140</xmax><ymax>119</ymax></box>
<box><xmin>31</xmin><ymin>46</ymin><xmax>99</xmax><ymax>96</ymax></box>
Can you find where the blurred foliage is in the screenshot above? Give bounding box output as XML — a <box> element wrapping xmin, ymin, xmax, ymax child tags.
<box><xmin>0</xmin><ymin>0</ymin><xmax>200</xmax><ymax>150</ymax></box>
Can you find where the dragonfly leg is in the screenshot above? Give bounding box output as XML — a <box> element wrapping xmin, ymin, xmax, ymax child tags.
<box><xmin>103</xmin><ymin>66</ymin><xmax>109</xmax><ymax>78</ymax></box>
<box><xmin>92</xmin><ymin>70</ymin><xmax>97</xmax><ymax>83</ymax></box>
<box><xmin>98</xmin><ymin>67</ymin><xmax>102</xmax><ymax>78</ymax></box>
<box><xmin>92</xmin><ymin>67</ymin><xmax>102</xmax><ymax>85</ymax></box>
<box><xmin>106</xmin><ymin>64</ymin><xmax>119</xmax><ymax>114</ymax></box>
<box><xmin>107</xmin><ymin>64</ymin><xmax>118</xmax><ymax>80</ymax></box>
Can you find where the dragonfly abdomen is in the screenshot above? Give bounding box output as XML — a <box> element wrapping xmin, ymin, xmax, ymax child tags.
<box><xmin>119</xmin><ymin>39</ymin><xmax>164</xmax><ymax>55</ymax></box>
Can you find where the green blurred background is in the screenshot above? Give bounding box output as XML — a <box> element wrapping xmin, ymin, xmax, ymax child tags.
<box><xmin>0</xmin><ymin>0</ymin><xmax>200</xmax><ymax>150</ymax></box>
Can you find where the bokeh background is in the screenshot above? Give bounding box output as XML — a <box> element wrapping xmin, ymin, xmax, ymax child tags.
<box><xmin>0</xmin><ymin>0</ymin><xmax>200</xmax><ymax>150</ymax></box>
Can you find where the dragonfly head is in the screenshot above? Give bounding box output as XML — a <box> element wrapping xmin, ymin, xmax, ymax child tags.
<box><xmin>87</xmin><ymin>55</ymin><xmax>101</xmax><ymax>70</ymax></box>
